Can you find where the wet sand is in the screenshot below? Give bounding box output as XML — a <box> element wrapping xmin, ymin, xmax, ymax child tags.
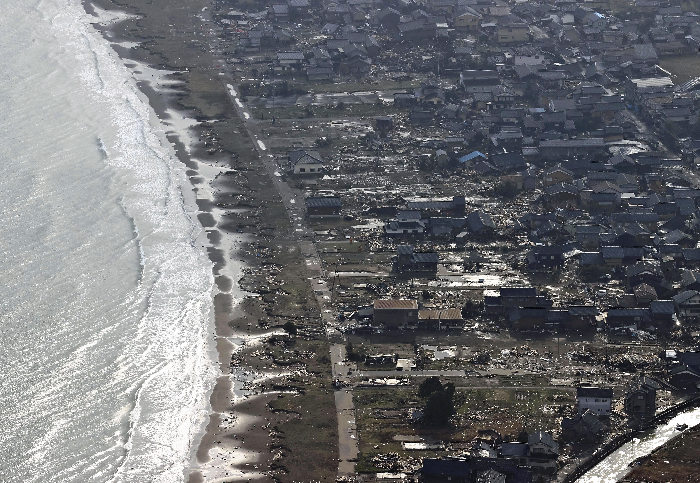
<box><xmin>83</xmin><ymin>0</ymin><xmax>308</xmax><ymax>481</ymax></box>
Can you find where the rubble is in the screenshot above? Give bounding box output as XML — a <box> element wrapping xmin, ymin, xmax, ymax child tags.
<box><xmin>205</xmin><ymin>0</ymin><xmax>700</xmax><ymax>480</ymax></box>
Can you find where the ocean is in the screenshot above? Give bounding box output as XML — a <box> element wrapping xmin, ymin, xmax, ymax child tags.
<box><xmin>0</xmin><ymin>0</ymin><xmax>217</xmax><ymax>482</ymax></box>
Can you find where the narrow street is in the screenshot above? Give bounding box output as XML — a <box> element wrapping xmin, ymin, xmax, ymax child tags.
<box><xmin>214</xmin><ymin>35</ymin><xmax>356</xmax><ymax>475</ymax></box>
<box><xmin>331</xmin><ymin>343</ymin><xmax>359</xmax><ymax>475</ymax></box>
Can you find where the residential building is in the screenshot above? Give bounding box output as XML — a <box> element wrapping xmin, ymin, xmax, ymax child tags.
<box><xmin>288</xmin><ymin>149</ymin><xmax>324</xmax><ymax>174</ymax></box>
<box><xmin>497</xmin><ymin>23</ymin><xmax>530</xmax><ymax>43</ymax></box>
<box><xmin>576</xmin><ymin>386</ymin><xmax>613</xmax><ymax>416</ymax></box>
<box><xmin>624</xmin><ymin>376</ymin><xmax>660</xmax><ymax>426</ymax></box>
<box><xmin>305</xmin><ymin>196</ymin><xmax>341</xmax><ymax>217</ymax></box>
<box><xmin>373</xmin><ymin>299</ymin><xmax>419</xmax><ymax>329</ymax></box>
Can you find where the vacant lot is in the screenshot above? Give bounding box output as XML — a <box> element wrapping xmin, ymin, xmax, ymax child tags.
<box><xmin>660</xmin><ymin>54</ymin><xmax>700</xmax><ymax>84</ymax></box>
<box><xmin>624</xmin><ymin>424</ymin><xmax>700</xmax><ymax>482</ymax></box>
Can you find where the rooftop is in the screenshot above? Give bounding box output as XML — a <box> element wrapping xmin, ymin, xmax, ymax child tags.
<box><xmin>374</xmin><ymin>299</ymin><xmax>418</xmax><ymax>310</ymax></box>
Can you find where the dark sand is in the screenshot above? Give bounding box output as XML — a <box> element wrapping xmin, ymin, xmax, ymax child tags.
<box><xmin>83</xmin><ymin>0</ymin><xmax>338</xmax><ymax>482</ymax></box>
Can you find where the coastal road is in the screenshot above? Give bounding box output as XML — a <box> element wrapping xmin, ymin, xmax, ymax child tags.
<box><xmin>220</xmin><ymin>74</ymin><xmax>355</xmax><ymax>476</ymax></box>
<box><xmin>335</xmin><ymin>390</ymin><xmax>358</xmax><ymax>475</ymax></box>
<box><xmin>359</xmin><ymin>369</ymin><xmax>469</xmax><ymax>378</ymax></box>
<box><xmin>220</xmin><ymin>83</ymin><xmax>345</xmax><ymax>336</ymax></box>
<box><xmin>200</xmin><ymin>10</ymin><xmax>356</xmax><ymax>478</ymax></box>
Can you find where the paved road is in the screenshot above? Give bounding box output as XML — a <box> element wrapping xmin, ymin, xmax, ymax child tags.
<box><xmin>359</xmin><ymin>369</ymin><xmax>467</xmax><ymax>378</ymax></box>
<box><xmin>331</xmin><ymin>344</ymin><xmax>359</xmax><ymax>475</ymax></box>
<box><xmin>195</xmin><ymin>14</ymin><xmax>357</xmax><ymax>477</ymax></box>
<box><xmin>221</xmin><ymin>69</ymin><xmax>354</xmax><ymax>475</ymax></box>
<box><xmin>331</xmin><ymin>271</ymin><xmax>390</xmax><ymax>278</ymax></box>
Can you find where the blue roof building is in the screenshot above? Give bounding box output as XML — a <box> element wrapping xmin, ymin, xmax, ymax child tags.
<box><xmin>459</xmin><ymin>151</ymin><xmax>486</xmax><ymax>163</ymax></box>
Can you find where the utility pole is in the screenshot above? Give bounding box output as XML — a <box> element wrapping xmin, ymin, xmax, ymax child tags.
<box><xmin>604</xmin><ymin>323</ymin><xmax>609</xmax><ymax>367</ymax></box>
<box><xmin>330</xmin><ymin>261</ymin><xmax>338</xmax><ymax>302</ymax></box>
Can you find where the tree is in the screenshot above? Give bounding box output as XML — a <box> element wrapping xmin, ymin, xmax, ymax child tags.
<box><xmin>346</xmin><ymin>341</ymin><xmax>366</xmax><ymax>362</ymax></box>
<box><xmin>462</xmin><ymin>300</ymin><xmax>484</xmax><ymax>318</ymax></box>
<box><xmin>283</xmin><ymin>321</ymin><xmax>297</xmax><ymax>335</ymax></box>
<box><xmin>346</xmin><ymin>340</ymin><xmax>355</xmax><ymax>359</ymax></box>
<box><xmin>419</xmin><ymin>376</ymin><xmax>444</xmax><ymax>398</ymax></box>
<box><xmin>424</xmin><ymin>390</ymin><xmax>455</xmax><ymax>425</ymax></box>
<box><xmin>314</xmin><ymin>136</ymin><xmax>331</xmax><ymax>148</ymax></box>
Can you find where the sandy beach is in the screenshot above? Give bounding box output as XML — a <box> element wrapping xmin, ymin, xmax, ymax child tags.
<box><xmin>84</xmin><ymin>0</ymin><xmax>338</xmax><ymax>481</ymax></box>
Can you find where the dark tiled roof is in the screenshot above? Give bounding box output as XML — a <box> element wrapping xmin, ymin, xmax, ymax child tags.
<box><xmin>277</xmin><ymin>51</ymin><xmax>304</xmax><ymax>60</ymax></box>
<box><xmin>673</xmin><ymin>290</ymin><xmax>699</xmax><ymax>304</ymax></box>
<box><xmin>412</xmin><ymin>252</ymin><xmax>439</xmax><ymax>263</ymax></box>
<box><xmin>306</xmin><ymin>196</ymin><xmax>341</xmax><ymax>208</ymax></box>
<box><xmin>289</xmin><ymin>149</ymin><xmax>323</xmax><ymax>164</ymax></box>
<box><xmin>527</xmin><ymin>431</ymin><xmax>559</xmax><ymax>453</ymax></box>
<box><xmin>397</xmin><ymin>245</ymin><xmax>414</xmax><ymax>255</ymax></box>
<box><xmin>501</xmin><ymin>442</ymin><xmax>528</xmax><ymax>457</ymax></box>
<box><xmin>650</xmin><ymin>300</ymin><xmax>675</xmax><ymax>314</ymax></box>
<box><xmin>408</xmin><ymin>200</ymin><xmax>456</xmax><ymax>211</ymax></box>
<box><xmin>397</xmin><ymin>210</ymin><xmax>422</xmax><ymax>220</ymax></box>
<box><xmin>500</xmin><ymin>287</ymin><xmax>537</xmax><ymax>297</ymax></box>
<box><xmin>540</xmin><ymin>138</ymin><xmax>605</xmax><ymax>148</ymax></box>
<box><xmin>569</xmin><ymin>306</ymin><xmax>598</xmax><ymax>316</ymax></box>
<box><xmin>607</xmin><ymin>308</ymin><xmax>652</xmax><ymax>322</ymax></box>
<box><xmin>576</xmin><ymin>225</ymin><xmax>601</xmax><ymax>234</ymax></box>
<box><xmin>678</xmin><ymin>352</ymin><xmax>700</xmax><ymax>369</ymax></box>
<box><xmin>677</xmin><ymin>198</ymin><xmax>696</xmax><ymax>216</ymax></box>
<box><xmin>601</xmin><ymin>246</ymin><xmax>624</xmax><ymax>259</ymax></box>
<box><xmin>422</xmin><ymin>459</ymin><xmax>471</xmax><ymax>477</ymax></box>
<box><xmin>580</xmin><ymin>252</ymin><xmax>604</xmax><ymax>265</ymax></box>
<box><xmin>577</xmin><ymin>387</ymin><xmax>613</xmax><ymax>399</ymax></box>
<box><xmin>611</xmin><ymin>213</ymin><xmax>659</xmax><ymax>224</ymax></box>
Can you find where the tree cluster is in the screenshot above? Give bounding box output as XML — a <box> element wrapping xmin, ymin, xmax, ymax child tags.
<box><xmin>418</xmin><ymin>377</ymin><xmax>455</xmax><ymax>426</ymax></box>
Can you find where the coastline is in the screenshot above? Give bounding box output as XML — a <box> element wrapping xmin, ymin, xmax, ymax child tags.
<box><xmin>67</xmin><ymin>1</ymin><xmax>700</xmax><ymax>483</ymax></box>
<box><xmin>81</xmin><ymin>0</ymin><xmax>334</xmax><ymax>482</ymax></box>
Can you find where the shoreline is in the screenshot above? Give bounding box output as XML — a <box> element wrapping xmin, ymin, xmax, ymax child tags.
<box><xmin>80</xmin><ymin>5</ymin><xmax>226</xmax><ymax>480</ymax></box>
<box><xmin>82</xmin><ymin>0</ymin><xmax>312</xmax><ymax>481</ymax></box>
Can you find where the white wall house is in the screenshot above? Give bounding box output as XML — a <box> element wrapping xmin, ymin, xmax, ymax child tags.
<box><xmin>288</xmin><ymin>149</ymin><xmax>324</xmax><ymax>174</ymax></box>
<box><xmin>577</xmin><ymin>387</ymin><xmax>613</xmax><ymax>416</ymax></box>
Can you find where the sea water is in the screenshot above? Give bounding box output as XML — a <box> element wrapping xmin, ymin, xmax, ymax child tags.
<box><xmin>0</xmin><ymin>0</ymin><xmax>217</xmax><ymax>481</ymax></box>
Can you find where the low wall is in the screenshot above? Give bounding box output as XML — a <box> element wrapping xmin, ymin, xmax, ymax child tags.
<box><xmin>562</xmin><ymin>394</ymin><xmax>700</xmax><ymax>483</ymax></box>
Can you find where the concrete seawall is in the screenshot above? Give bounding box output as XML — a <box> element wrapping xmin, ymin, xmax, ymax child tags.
<box><xmin>562</xmin><ymin>394</ymin><xmax>700</xmax><ymax>483</ymax></box>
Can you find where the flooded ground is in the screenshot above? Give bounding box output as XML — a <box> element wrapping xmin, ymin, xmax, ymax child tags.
<box><xmin>578</xmin><ymin>406</ymin><xmax>700</xmax><ymax>482</ymax></box>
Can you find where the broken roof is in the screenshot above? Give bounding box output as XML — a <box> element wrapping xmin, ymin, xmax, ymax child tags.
<box><xmin>418</xmin><ymin>308</ymin><xmax>463</xmax><ymax>320</ymax></box>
